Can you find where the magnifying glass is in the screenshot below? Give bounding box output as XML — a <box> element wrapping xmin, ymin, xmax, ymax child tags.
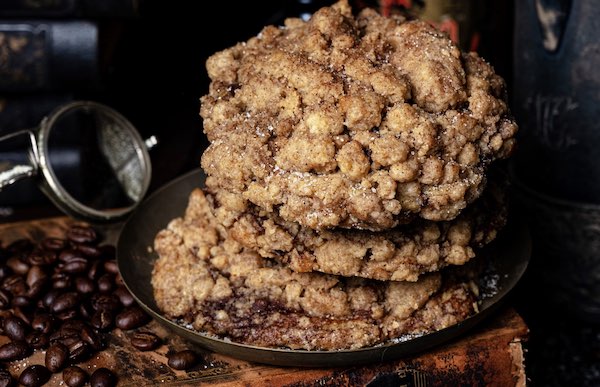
<box><xmin>0</xmin><ymin>101</ymin><xmax>155</xmax><ymax>223</ymax></box>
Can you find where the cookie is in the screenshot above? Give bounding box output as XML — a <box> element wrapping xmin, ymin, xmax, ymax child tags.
<box><xmin>151</xmin><ymin>189</ymin><xmax>478</xmax><ymax>351</ymax></box>
<box><xmin>200</xmin><ymin>0</ymin><xmax>517</xmax><ymax>231</ymax></box>
<box><xmin>208</xmin><ymin>174</ymin><xmax>507</xmax><ymax>282</ymax></box>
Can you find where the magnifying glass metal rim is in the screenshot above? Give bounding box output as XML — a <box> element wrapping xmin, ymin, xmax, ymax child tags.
<box><xmin>36</xmin><ymin>100</ymin><xmax>153</xmax><ymax>223</ymax></box>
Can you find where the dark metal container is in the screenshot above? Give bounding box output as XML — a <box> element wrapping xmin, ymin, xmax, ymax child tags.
<box><xmin>512</xmin><ymin>0</ymin><xmax>600</xmax><ymax>321</ymax></box>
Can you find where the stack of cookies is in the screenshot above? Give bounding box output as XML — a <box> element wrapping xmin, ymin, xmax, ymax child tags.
<box><xmin>151</xmin><ymin>0</ymin><xmax>518</xmax><ymax>351</ymax></box>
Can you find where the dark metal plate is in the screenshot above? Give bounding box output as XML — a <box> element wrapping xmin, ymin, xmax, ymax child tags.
<box><xmin>116</xmin><ymin>168</ymin><xmax>531</xmax><ymax>367</ymax></box>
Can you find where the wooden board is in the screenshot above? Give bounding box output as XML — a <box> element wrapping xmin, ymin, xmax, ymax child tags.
<box><xmin>0</xmin><ymin>217</ymin><xmax>529</xmax><ymax>386</ymax></box>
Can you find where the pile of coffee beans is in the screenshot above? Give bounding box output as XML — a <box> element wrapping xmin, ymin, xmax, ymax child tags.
<box><xmin>0</xmin><ymin>225</ymin><xmax>201</xmax><ymax>386</ymax></box>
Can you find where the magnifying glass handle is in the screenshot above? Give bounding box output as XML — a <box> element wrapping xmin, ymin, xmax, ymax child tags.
<box><xmin>0</xmin><ymin>130</ymin><xmax>40</xmax><ymax>190</ymax></box>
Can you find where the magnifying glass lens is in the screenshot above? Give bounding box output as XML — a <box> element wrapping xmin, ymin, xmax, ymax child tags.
<box><xmin>39</xmin><ymin>102</ymin><xmax>151</xmax><ymax>222</ymax></box>
<box><xmin>48</xmin><ymin>108</ymin><xmax>140</xmax><ymax>211</ymax></box>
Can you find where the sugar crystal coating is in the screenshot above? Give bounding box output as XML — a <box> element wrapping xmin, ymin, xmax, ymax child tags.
<box><xmin>200</xmin><ymin>0</ymin><xmax>517</xmax><ymax>231</ymax></box>
<box><xmin>207</xmin><ymin>174</ymin><xmax>507</xmax><ymax>282</ymax></box>
<box><xmin>151</xmin><ymin>189</ymin><xmax>478</xmax><ymax>350</ymax></box>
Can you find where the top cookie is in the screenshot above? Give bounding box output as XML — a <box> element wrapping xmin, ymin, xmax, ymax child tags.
<box><xmin>200</xmin><ymin>0</ymin><xmax>517</xmax><ymax>231</ymax></box>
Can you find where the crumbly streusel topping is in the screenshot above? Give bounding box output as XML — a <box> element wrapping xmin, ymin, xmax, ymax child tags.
<box><xmin>151</xmin><ymin>189</ymin><xmax>478</xmax><ymax>350</ymax></box>
<box><xmin>207</xmin><ymin>173</ymin><xmax>506</xmax><ymax>281</ymax></box>
<box><xmin>200</xmin><ymin>0</ymin><xmax>517</xmax><ymax>231</ymax></box>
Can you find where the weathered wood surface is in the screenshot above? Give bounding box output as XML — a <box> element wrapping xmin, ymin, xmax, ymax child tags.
<box><xmin>0</xmin><ymin>217</ymin><xmax>529</xmax><ymax>386</ymax></box>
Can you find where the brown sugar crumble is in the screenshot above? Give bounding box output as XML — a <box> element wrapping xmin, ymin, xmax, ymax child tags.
<box><xmin>207</xmin><ymin>174</ymin><xmax>507</xmax><ymax>282</ymax></box>
<box><xmin>151</xmin><ymin>189</ymin><xmax>478</xmax><ymax>350</ymax></box>
<box><xmin>151</xmin><ymin>0</ymin><xmax>516</xmax><ymax>352</ymax></box>
<box><xmin>200</xmin><ymin>0</ymin><xmax>517</xmax><ymax>231</ymax></box>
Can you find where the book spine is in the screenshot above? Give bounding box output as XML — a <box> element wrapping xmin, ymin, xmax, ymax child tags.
<box><xmin>0</xmin><ymin>20</ymin><xmax>98</xmax><ymax>92</ymax></box>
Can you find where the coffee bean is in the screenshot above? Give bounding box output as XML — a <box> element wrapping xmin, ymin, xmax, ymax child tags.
<box><xmin>68</xmin><ymin>340</ymin><xmax>90</xmax><ymax>363</ymax></box>
<box><xmin>114</xmin><ymin>286</ymin><xmax>135</xmax><ymax>307</ymax></box>
<box><xmin>167</xmin><ymin>349</ymin><xmax>199</xmax><ymax>370</ymax></box>
<box><xmin>130</xmin><ymin>331</ymin><xmax>161</xmax><ymax>351</ymax></box>
<box><xmin>60</xmin><ymin>319</ymin><xmax>85</xmax><ymax>331</ymax></box>
<box><xmin>115</xmin><ymin>306</ymin><xmax>150</xmax><ymax>330</ymax></box>
<box><xmin>26</xmin><ymin>279</ymin><xmax>47</xmax><ymax>300</ymax></box>
<box><xmin>27</xmin><ymin>249</ymin><xmax>57</xmax><ymax>266</ymax></box>
<box><xmin>60</xmin><ymin>258</ymin><xmax>89</xmax><ymax>275</ymax></box>
<box><xmin>103</xmin><ymin>260</ymin><xmax>118</xmax><ymax>275</ymax></box>
<box><xmin>0</xmin><ymin>341</ymin><xmax>31</xmax><ymax>361</ymax></box>
<box><xmin>3</xmin><ymin>315</ymin><xmax>29</xmax><ymax>341</ymax></box>
<box><xmin>90</xmin><ymin>294</ymin><xmax>120</xmax><ymax>312</ymax></box>
<box><xmin>87</xmin><ymin>260</ymin><xmax>103</xmax><ymax>281</ymax></box>
<box><xmin>49</xmin><ymin>325</ymin><xmax>80</xmax><ymax>345</ymax></box>
<box><xmin>89</xmin><ymin>368</ymin><xmax>117</xmax><ymax>387</ymax></box>
<box><xmin>97</xmin><ymin>274</ymin><xmax>114</xmax><ymax>293</ymax></box>
<box><xmin>0</xmin><ymin>289</ymin><xmax>11</xmax><ymax>310</ymax></box>
<box><xmin>79</xmin><ymin>300</ymin><xmax>94</xmax><ymax>319</ymax></box>
<box><xmin>12</xmin><ymin>307</ymin><xmax>32</xmax><ymax>325</ymax></box>
<box><xmin>26</xmin><ymin>331</ymin><xmax>49</xmax><ymax>350</ymax></box>
<box><xmin>63</xmin><ymin>366</ymin><xmax>88</xmax><ymax>387</ymax></box>
<box><xmin>0</xmin><ymin>368</ymin><xmax>14</xmax><ymax>387</ymax></box>
<box><xmin>41</xmin><ymin>289</ymin><xmax>61</xmax><ymax>310</ymax></box>
<box><xmin>56</xmin><ymin>323</ymin><xmax>83</xmax><ymax>338</ymax></box>
<box><xmin>2</xmin><ymin>275</ymin><xmax>26</xmax><ymax>296</ymax></box>
<box><xmin>0</xmin><ymin>266</ymin><xmax>11</xmax><ymax>282</ymax></box>
<box><xmin>51</xmin><ymin>292</ymin><xmax>79</xmax><ymax>313</ymax></box>
<box><xmin>56</xmin><ymin>309</ymin><xmax>79</xmax><ymax>321</ymax></box>
<box><xmin>74</xmin><ymin>244</ymin><xmax>101</xmax><ymax>258</ymax></box>
<box><xmin>54</xmin><ymin>334</ymin><xmax>80</xmax><ymax>349</ymax></box>
<box><xmin>74</xmin><ymin>277</ymin><xmax>95</xmax><ymax>294</ymax></box>
<box><xmin>90</xmin><ymin>310</ymin><xmax>114</xmax><ymax>331</ymax></box>
<box><xmin>41</xmin><ymin>237</ymin><xmax>67</xmax><ymax>251</ymax></box>
<box><xmin>80</xmin><ymin>325</ymin><xmax>104</xmax><ymax>351</ymax></box>
<box><xmin>45</xmin><ymin>342</ymin><xmax>69</xmax><ymax>372</ymax></box>
<box><xmin>11</xmin><ymin>295</ymin><xmax>32</xmax><ymax>308</ymax></box>
<box><xmin>31</xmin><ymin>312</ymin><xmax>55</xmax><ymax>334</ymax></box>
<box><xmin>25</xmin><ymin>252</ymin><xmax>45</xmax><ymax>267</ymax></box>
<box><xmin>67</xmin><ymin>226</ymin><xmax>97</xmax><ymax>245</ymax></box>
<box><xmin>6</xmin><ymin>256</ymin><xmax>29</xmax><ymax>276</ymax></box>
<box><xmin>25</xmin><ymin>266</ymin><xmax>46</xmax><ymax>288</ymax></box>
<box><xmin>0</xmin><ymin>225</ymin><xmax>151</xmax><ymax>386</ymax></box>
<box><xmin>18</xmin><ymin>365</ymin><xmax>51</xmax><ymax>387</ymax></box>
<box><xmin>51</xmin><ymin>273</ymin><xmax>72</xmax><ymax>290</ymax></box>
<box><xmin>58</xmin><ymin>249</ymin><xmax>81</xmax><ymax>264</ymax></box>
